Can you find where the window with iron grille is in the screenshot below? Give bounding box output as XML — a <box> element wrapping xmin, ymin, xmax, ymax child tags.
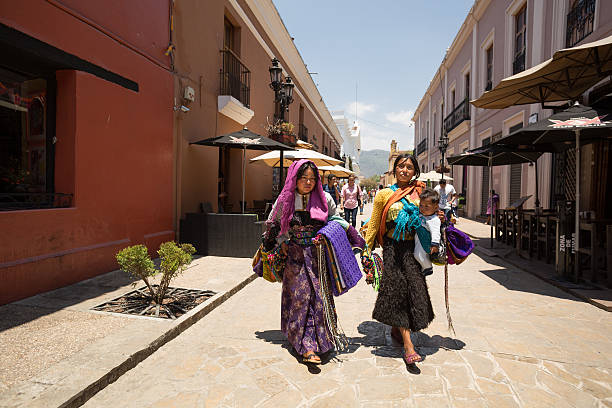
<box><xmin>566</xmin><ymin>0</ymin><xmax>596</xmax><ymax>47</ymax></box>
<box><xmin>513</xmin><ymin>6</ymin><xmax>527</xmax><ymax>75</ymax></box>
<box><xmin>486</xmin><ymin>46</ymin><xmax>493</xmax><ymax>91</ymax></box>
<box><xmin>464</xmin><ymin>72</ymin><xmax>470</xmax><ymax>100</ymax></box>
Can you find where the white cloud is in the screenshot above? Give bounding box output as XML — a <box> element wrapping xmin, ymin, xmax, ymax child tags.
<box><xmin>385</xmin><ymin>110</ymin><xmax>414</xmax><ymax>127</ymax></box>
<box><xmin>358</xmin><ymin>120</ymin><xmax>414</xmax><ymax>152</ymax></box>
<box><xmin>346</xmin><ymin>101</ymin><xmax>376</xmax><ymax>116</ymax></box>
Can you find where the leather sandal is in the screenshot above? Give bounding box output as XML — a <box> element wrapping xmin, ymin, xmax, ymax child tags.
<box><xmin>302</xmin><ymin>351</ymin><xmax>321</xmax><ymax>364</ymax></box>
<box><xmin>403</xmin><ymin>351</ymin><xmax>422</xmax><ymax>364</ymax></box>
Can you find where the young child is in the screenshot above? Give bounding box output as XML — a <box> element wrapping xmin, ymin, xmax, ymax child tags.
<box><xmin>414</xmin><ymin>188</ymin><xmax>442</xmax><ymax>277</ymax></box>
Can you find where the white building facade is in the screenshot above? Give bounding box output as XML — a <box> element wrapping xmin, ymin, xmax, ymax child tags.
<box><xmin>333</xmin><ymin>111</ymin><xmax>362</xmax><ymax>175</ymax></box>
<box><xmin>412</xmin><ymin>0</ymin><xmax>612</xmax><ymax>218</ymax></box>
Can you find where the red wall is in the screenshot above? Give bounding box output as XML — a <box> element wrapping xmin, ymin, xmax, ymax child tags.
<box><xmin>0</xmin><ymin>0</ymin><xmax>174</xmax><ymax>304</ymax></box>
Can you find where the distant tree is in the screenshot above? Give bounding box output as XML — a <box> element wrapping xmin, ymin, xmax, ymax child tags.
<box><xmin>360</xmin><ymin>175</ymin><xmax>380</xmax><ymax>190</ymax></box>
<box><xmin>348</xmin><ymin>156</ymin><xmax>353</xmax><ymax>171</ymax></box>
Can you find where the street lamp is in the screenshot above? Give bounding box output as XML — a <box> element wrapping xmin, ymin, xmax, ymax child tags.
<box><xmin>268</xmin><ymin>58</ymin><xmax>295</xmax><ymax>122</ymax></box>
<box><xmin>268</xmin><ymin>58</ymin><xmax>296</xmax><ymax>193</ymax></box>
<box><xmin>438</xmin><ymin>133</ymin><xmax>449</xmax><ymax>180</ymax></box>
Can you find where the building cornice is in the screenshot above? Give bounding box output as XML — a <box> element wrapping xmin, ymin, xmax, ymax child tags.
<box><xmin>239</xmin><ymin>0</ymin><xmax>343</xmax><ymax>144</ymax></box>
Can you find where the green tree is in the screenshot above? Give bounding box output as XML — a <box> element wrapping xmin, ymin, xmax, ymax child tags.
<box><xmin>116</xmin><ymin>242</ymin><xmax>196</xmax><ymax>305</ymax></box>
<box><xmin>348</xmin><ymin>156</ymin><xmax>353</xmax><ymax>171</ymax></box>
<box><xmin>360</xmin><ymin>175</ymin><xmax>380</xmax><ymax>190</ymax></box>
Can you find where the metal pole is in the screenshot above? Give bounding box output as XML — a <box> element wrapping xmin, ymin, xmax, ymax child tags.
<box><xmin>242</xmin><ymin>146</ymin><xmax>246</xmax><ymax>214</ymax></box>
<box><xmin>574</xmin><ymin>129</ymin><xmax>581</xmax><ymax>282</ymax></box>
<box><xmin>489</xmin><ymin>154</ymin><xmax>493</xmax><ymax>249</ymax></box>
<box><xmin>279</xmin><ymin>150</ymin><xmax>284</xmax><ymax>193</ymax></box>
<box><xmin>535</xmin><ymin>159</ymin><xmax>540</xmax><ymax>208</ymax></box>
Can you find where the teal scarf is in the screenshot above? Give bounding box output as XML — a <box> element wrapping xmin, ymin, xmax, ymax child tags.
<box><xmin>389</xmin><ymin>184</ymin><xmax>431</xmax><ymax>251</ymax></box>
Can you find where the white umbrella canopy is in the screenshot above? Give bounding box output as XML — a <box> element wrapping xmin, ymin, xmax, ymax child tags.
<box><xmin>318</xmin><ymin>165</ymin><xmax>355</xmax><ymax>178</ymax></box>
<box><xmin>250</xmin><ymin>149</ymin><xmax>342</xmax><ymax>167</ymax></box>
<box><xmin>417</xmin><ymin>171</ymin><xmax>453</xmax><ymax>182</ymax></box>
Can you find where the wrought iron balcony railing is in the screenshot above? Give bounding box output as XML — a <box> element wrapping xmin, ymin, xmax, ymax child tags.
<box><xmin>416</xmin><ymin>139</ymin><xmax>428</xmax><ymax>156</ymax></box>
<box><xmin>443</xmin><ymin>98</ymin><xmax>470</xmax><ymax>134</ymax></box>
<box><xmin>219</xmin><ymin>48</ymin><xmax>251</xmax><ymax>108</ymax></box>
<box><xmin>566</xmin><ymin>0</ymin><xmax>596</xmax><ymax>48</ymax></box>
<box><xmin>512</xmin><ymin>49</ymin><xmax>526</xmax><ymax>75</ymax></box>
<box><xmin>298</xmin><ymin>123</ymin><xmax>308</xmax><ymax>142</ymax></box>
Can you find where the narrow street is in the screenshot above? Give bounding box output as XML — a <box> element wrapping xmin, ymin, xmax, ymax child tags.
<box><xmin>83</xmin><ymin>204</ymin><xmax>612</xmax><ymax>407</ymax></box>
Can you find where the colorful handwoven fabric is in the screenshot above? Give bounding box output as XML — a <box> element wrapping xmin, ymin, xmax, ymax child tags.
<box><xmin>318</xmin><ymin>221</ymin><xmax>362</xmax><ymax>296</ymax></box>
<box><xmin>321</xmin><ymin>238</ymin><xmax>343</xmax><ymax>295</ymax></box>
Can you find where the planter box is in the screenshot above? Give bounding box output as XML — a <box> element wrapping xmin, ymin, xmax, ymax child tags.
<box><xmin>180</xmin><ymin>213</ymin><xmax>264</xmax><ymax>257</ymax></box>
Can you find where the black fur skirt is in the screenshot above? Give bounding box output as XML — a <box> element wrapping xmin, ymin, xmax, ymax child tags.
<box><xmin>372</xmin><ymin>237</ymin><xmax>435</xmax><ymax>332</ymax></box>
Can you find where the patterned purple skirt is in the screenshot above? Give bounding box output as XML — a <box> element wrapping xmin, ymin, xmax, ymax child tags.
<box><xmin>281</xmin><ymin>242</ymin><xmax>334</xmax><ymax>355</ymax></box>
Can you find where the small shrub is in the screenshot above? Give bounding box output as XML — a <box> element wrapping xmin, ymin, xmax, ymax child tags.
<box><xmin>116</xmin><ymin>242</ymin><xmax>196</xmax><ymax>304</ymax></box>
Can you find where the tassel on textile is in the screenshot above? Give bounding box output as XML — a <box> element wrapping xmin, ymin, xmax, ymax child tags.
<box><xmin>314</xmin><ymin>239</ymin><xmax>349</xmax><ymax>352</ymax></box>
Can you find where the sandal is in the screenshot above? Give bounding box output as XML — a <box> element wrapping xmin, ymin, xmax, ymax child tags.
<box><xmin>403</xmin><ymin>351</ymin><xmax>422</xmax><ymax>364</ymax></box>
<box><xmin>302</xmin><ymin>351</ymin><xmax>321</xmax><ymax>364</ymax></box>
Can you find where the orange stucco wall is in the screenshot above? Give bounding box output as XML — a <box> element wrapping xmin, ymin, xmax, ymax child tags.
<box><xmin>0</xmin><ymin>1</ymin><xmax>174</xmax><ymax>304</ymax></box>
<box><xmin>173</xmin><ymin>0</ymin><xmax>340</xmax><ymax>221</ymax></box>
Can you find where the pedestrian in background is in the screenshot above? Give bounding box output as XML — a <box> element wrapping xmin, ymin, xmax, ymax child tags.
<box><xmin>486</xmin><ymin>189</ymin><xmax>499</xmax><ymax>224</ymax></box>
<box><xmin>323</xmin><ymin>174</ymin><xmax>340</xmax><ymax>205</ymax></box>
<box><xmin>341</xmin><ymin>175</ymin><xmax>360</xmax><ymax>227</ymax></box>
<box><xmin>434</xmin><ymin>179</ymin><xmax>457</xmax><ymax>222</ymax></box>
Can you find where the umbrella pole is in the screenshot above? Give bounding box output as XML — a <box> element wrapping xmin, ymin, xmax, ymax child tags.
<box><xmin>574</xmin><ymin>129</ymin><xmax>581</xmax><ymax>282</ymax></box>
<box><xmin>489</xmin><ymin>154</ymin><xmax>493</xmax><ymax>249</ymax></box>
<box><xmin>242</xmin><ymin>146</ymin><xmax>246</xmax><ymax>214</ymax></box>
<box><xmin>535</xmin><ymin>159</ymin><xmax>540</xmax><ymax>208</ymax></box>
<box><xmin>279</xmin><ymin>150</ymin><xmax>284</xmax><ymax>193</ymax></box>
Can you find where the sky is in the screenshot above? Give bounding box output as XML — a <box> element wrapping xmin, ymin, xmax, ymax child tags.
<box><xmin>272</xmin><ymin>0</ymin><xmax>474</xmax><ymax>151</ymax></box>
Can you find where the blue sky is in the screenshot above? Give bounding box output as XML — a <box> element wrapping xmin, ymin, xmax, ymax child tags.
<box><xmin>273</xmin><ymin>0</ymin><xmax>474</xmax><ymax>151</ymax></box>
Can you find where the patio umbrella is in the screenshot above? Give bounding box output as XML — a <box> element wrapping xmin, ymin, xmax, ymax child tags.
<box><xmin>494</xmin><ymin>103</ymin><xmax>612</xmax><ymax>280</ymax></box>
<box><xmin>191</xmin><ymin>128</ymin><xmax>293</xmax><ymax>213</ymax></box>
<box><xmin>417</xmin><ymin>171</ymin><xmax>453</xmax><ymax>182</ymax></box>
<box><xmin>250</xmin><ymin>149</ymin><xmax>342</xmax><ymax>168</ymax></box>
<box><xmin>448</xmin><ymin>144</ymin><xmax>543</xmax><ymax>248</ymax></box>
<box><xmin>318</xmin><ymin>165</ymin><xmax>355</xmax><ymax>178</ymax></box>
<box><xmin>471</xmin><ymin>35</ymin><xmax>612</xmax><ymax>109</ymax></box>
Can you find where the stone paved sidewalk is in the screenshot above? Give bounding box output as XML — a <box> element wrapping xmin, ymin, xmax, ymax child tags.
<box><xmin>456</xmin><ymin>216</ymin><xmax>612</xmax><ymax>311</ymax></box>
<box><xmin>81</xmin><ymin>203</ymin><xmax>612</xmax><ymax>407</ymax></box>
<box><xmin>0</xmin><ymin>254</ymin><xmax>255</xmax><ymax>407</ymax></box>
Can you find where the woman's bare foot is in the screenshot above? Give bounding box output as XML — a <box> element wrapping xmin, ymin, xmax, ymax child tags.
<box><xmin>302</xmin><ymin>351</ymin><xmax>321</xmax><ymax>364</ymax></box>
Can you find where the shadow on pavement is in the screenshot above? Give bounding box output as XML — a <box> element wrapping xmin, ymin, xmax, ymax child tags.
<box><xmin>467</xmin><ymin>235</ymin><xmax>612</xmax><ymax>306</ymax></box>
<box><xmin>354</xmin><ymin>320</ymin><xmax>465</xmax><ymax>361</ymax></box>
<box><xmin>0</xmin><ymin>269</ymin><xmax>140</xmax><ymax>333</ymax></box>
<box><xmin>254</xmin><ymin>329</ymin><xmax>334</xmax><ymax>373</ymax></box>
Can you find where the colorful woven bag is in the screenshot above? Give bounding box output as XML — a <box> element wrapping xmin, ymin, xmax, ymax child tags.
<box><xmin>361</xmin><ymin>248</ymin><xmax>383</xmax><ymax>291</ymax></box>
<box><xmin>252</xmin><ymin>245</ymin><xmax>281</xmax><ymax>283</ymax></box>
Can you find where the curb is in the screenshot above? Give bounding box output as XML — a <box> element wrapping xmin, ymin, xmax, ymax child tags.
<box><xmin>59</xmin><ymin>273</ymin><xmax>258</xmax><ymax>408</ymax></box>
<box><xmin>468</xmin><ymin>235</ymin><xmax>611</xmax><ymax>313</ymax></box>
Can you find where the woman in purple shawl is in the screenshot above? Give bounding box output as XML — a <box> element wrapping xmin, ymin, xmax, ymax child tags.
<box><xmin>262</xmin><ymin>159</ymin><xmax>338</xmax><ymax>364</ymax></box>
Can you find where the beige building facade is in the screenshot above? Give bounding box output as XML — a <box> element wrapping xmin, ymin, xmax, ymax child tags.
<box><xmin>413</xmin><ymin>0</ymin><xmax>612</xmax><ymax>218</ymax></box>
<box><xmin>172</xmin><ymin>0</ymin><xmax>342</xmax><ymax>229</ymax></box>
<box><xmin>382</xmin><ymin>140</ymin><xmax>413</xmax><ymax>186</ymax></box>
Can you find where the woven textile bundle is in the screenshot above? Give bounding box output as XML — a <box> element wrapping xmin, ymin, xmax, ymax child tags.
<box><xmin>318</xmin><ymin>221</ymin><xmax>362</xmax><ymax>296</ymax></box>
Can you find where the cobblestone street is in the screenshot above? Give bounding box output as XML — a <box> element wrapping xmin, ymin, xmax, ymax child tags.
<box><xmin>81</xmin><ymin>205</ymin><xmax>612</xmax><ymax>407</ymax></box>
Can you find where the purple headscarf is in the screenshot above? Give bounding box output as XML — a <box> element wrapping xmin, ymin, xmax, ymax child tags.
<box><xmin>270</xmin><ymin>159</ymin><xmax>328</xmax><ymax>235</ymax></box>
